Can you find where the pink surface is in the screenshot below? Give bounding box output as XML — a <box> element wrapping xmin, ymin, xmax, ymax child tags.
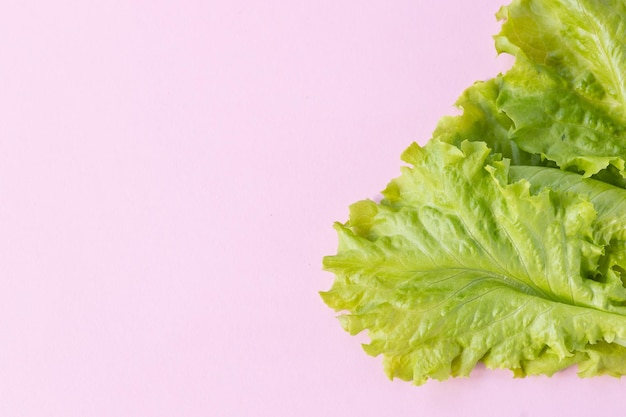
<box><xmin>0</xmin><ymin>1</ymin><xmax>621</xmax><ymax>416</ymax></box>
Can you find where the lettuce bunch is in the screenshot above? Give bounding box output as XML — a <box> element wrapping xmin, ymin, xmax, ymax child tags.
<box><xmin>322</xmin><ymin>0</ymin><xmax>626</xmax><ymax>384</ymax></box>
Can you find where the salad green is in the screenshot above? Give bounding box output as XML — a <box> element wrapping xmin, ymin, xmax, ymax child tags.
<box><xmin>322</xmin><ymin>0</ymin><xmax>626</xmax><ymax>384</ymax></box>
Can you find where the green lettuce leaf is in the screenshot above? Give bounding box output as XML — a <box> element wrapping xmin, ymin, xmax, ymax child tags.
<box><xmin>436</xmin><ymin>0</ymin><xmax>626</xmax><ymax>181</ymax></box>
<box><xmin>496</xmin><ymin>0</ymin><xmax>626</xmax><ymax>177</ymax></box>
<box><xmin>497</xmin><ymin>53</ymin><xmax>626</xmax><ymax>178</ymax></box>
<box><xmin>323</xmin><ymin>141</ymin><xmax>626</xmax><ymax>384</ymax></box>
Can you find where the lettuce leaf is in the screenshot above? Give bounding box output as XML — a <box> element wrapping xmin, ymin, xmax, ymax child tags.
<box><xmin>323</xmin><ymin>141</ymin><xmax>626</xmax><ymax>384</ymax></box>
<box><xmin>438</xmin><ymin>0</ymin><xmax>626</xmax><ymax>181</ymax></box>
<box><xmin>498</xmin><ymin>0</ymin><xmax>626</xmax><ymax>178</ymax></box>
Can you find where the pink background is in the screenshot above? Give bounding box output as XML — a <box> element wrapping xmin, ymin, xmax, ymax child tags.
<box><xmin>0</xmin><ymin>1</ymin><xmax>622</xmax><ymax>416</ymax></box>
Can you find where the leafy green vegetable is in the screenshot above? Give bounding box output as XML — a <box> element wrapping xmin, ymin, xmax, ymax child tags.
<box><xmin>439</xmin><ymin>0</ymin><xmax>626</xmax><ymax>182</ymax></box>
<box><xmin>323</xmin><ymin>0</ymin><xmax>626</xmax><ymax>384</ymax></box>
<box><xmin>323</xmin><ymin>141</ymin><xmax>626</xmax><ymax>383</ymax></box>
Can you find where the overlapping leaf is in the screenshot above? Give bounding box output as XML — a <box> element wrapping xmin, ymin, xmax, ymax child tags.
<box><xmin>437</xmin><ymin>0</ymin><xmax>626</xmax><ymax>181</ymax></box>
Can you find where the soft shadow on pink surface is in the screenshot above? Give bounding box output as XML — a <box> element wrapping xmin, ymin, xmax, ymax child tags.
<box><xmin>0</xmin><ymin>0</ymin><xmax>622</xmax><ymax>416</ymax></box>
